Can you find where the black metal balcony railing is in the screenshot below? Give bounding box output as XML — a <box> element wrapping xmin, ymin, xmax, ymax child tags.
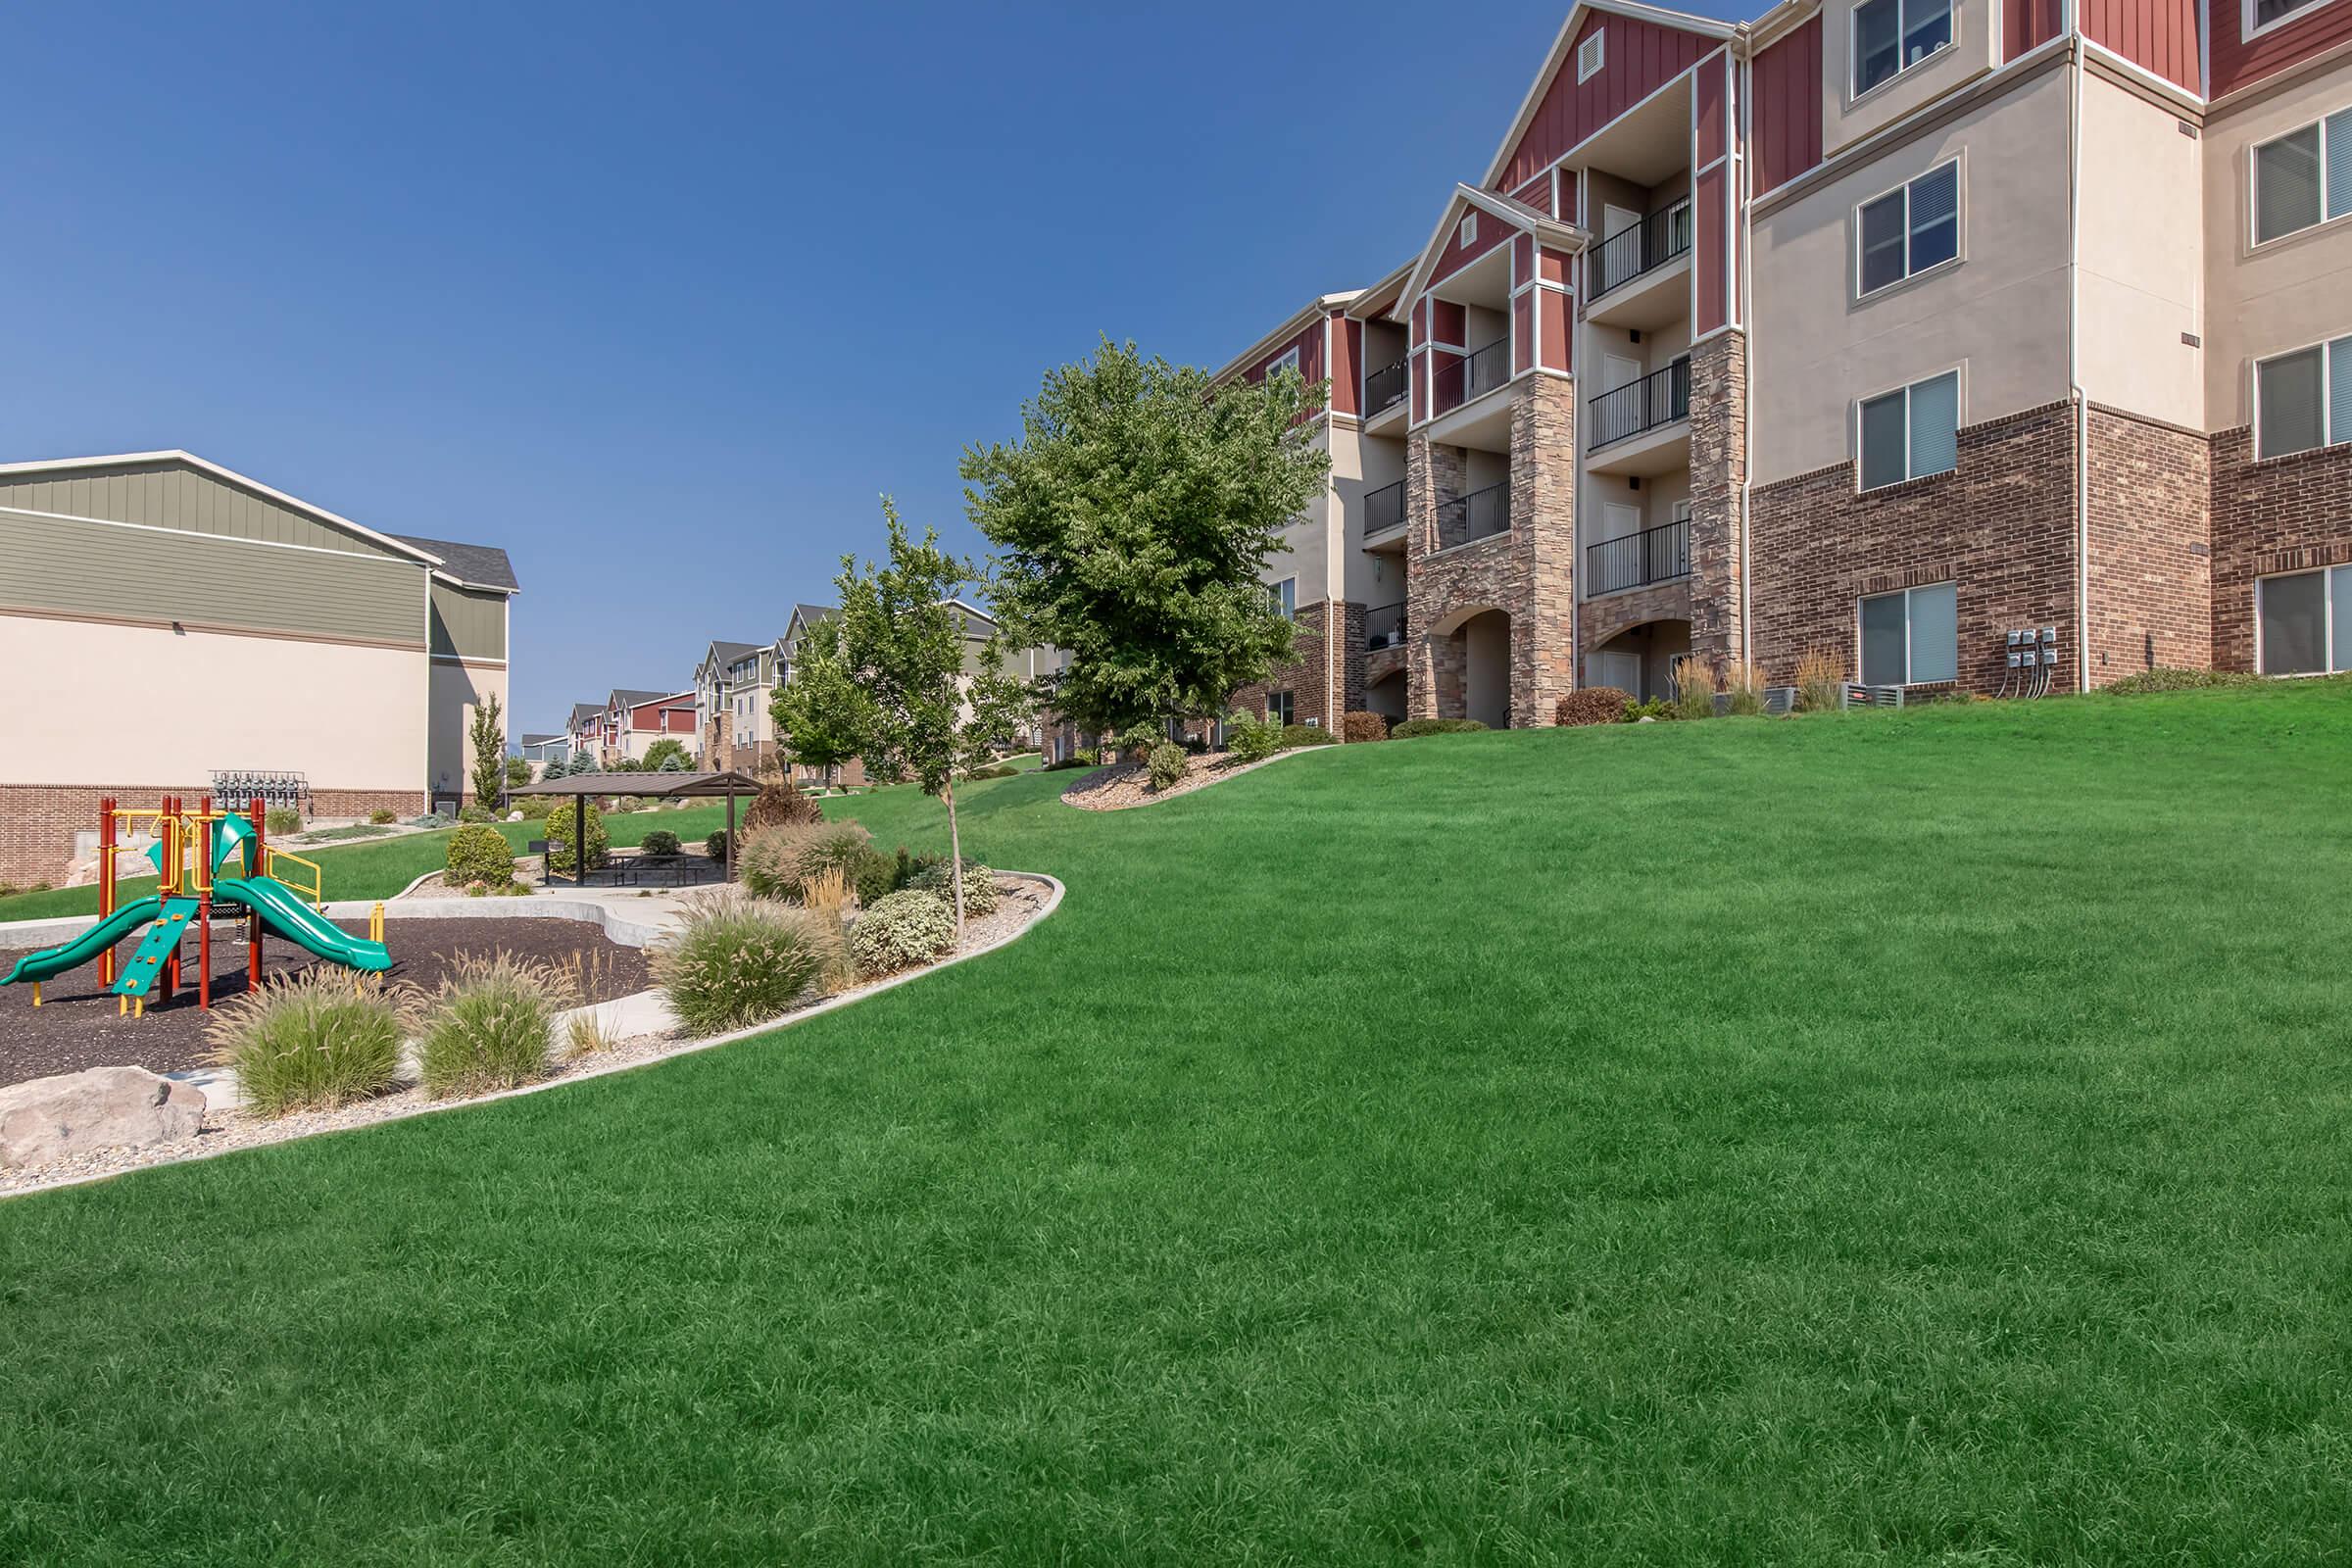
<box><xmin>1365</xmin><ymin>601</ymin><xmax>1407</xmax><ymax>651</ymax></box>
<box><xmin>1436</xmin><ymin>480</ymin><xmax>1511</xmax><ymax>549</ymax></box>
<box><xmin>1590</xmin><ymin>201</ymin><xmax>1693</xmax><ymax>299</ymax></box>
<box><xmin>1363</xmin><ymin>479</ymin><xmax>1406</xmax><ymax>538</ymax></box>
<box><xmin>1586</xmin><ymin>516</ymin><xmax>1690</xmax><ymax>596</ymax></box>
<box><xmin>1362</xmin><ymin>356</ymin><xmax>1409</xmax><ymax>416</ymax></box>
<box><xmin>1588</xmin><ymin>357</ymin><xmax>1691</xmax><ymax>450</ymax></box>
<box><xmin>1430</xmin><ymin>337</ymin><xmax>1510</xmax><ymax>415</ymax></box>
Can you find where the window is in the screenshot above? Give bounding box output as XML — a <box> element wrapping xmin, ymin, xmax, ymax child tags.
<box><xmin>1858</xmin><ymin>369</ymin><xmax>1960</xmax><ymax>489</ymax></box>
<box><xmin>2253</xmin><ymin>109</ymin><xmax>2352</xmax><ymax>244</ymax></box>
<box><xmin>1263</xmin><ymin>347</ymin><xmax>1300</xmax><ymax>380</ymax></box>
<box><xmin>1270</xmin><ymin>577</ymin><xmax>1297</xmax><ymax>618</ymax></box>
<box><xmin>1853</xmin><ymin>0</ymin><xmax>1952</xmax><ymax>97</ymax></box>
<box><xmin>2258</xmin><ymin>565</ymin><xmax>2352</xmax><ymax>673</ymax></box>
<box><xmin>1578</xmin><ymin>29</ymin><xmax>1606</xmax><ymax>82</ymax></box>
<box><xmin>1268</xmin><ymin>691</ymin><xmax>1296</xmax><ymax>725</ymax></box>
<box><xmin>1858</xmin><ymin>161</ymin><xmax>1959</xmax><ymax>294</ymax></box>
<box><xmin>2249</xmin><ymin>0</ymin><xmax>2336</xmax><ymax>37</ymax></box>
<box><xmin>1457</xmin><ymin>214</ymin><xmax>1478</xmax><ymax>248</ymax></box>
<box><xmin>2254</xmin><ymin>335</ymin><xmax>2352</xmax><ymax>457</ymax></box>
<box><xmin>1859</xmin><ymin>582</ymin><xmax>1959</xmax><ymax>686</ymax></box>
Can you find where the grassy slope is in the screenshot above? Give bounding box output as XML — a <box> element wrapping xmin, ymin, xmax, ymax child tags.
<box><xmin>4</xmin><ymin>689</ymin><xmax>2350</xmax><ymax>1563</ymax></box>
<box><xmin>0</xmin><ymin>808</ymin><xmax>735</xmax><ymax>923</ymax></box>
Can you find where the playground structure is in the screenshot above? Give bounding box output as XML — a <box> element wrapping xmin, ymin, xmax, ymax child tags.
<box><xmin>0</xmin><ymin>797</ymin><xmax>392</xmax><ymax>1017</ymax></box>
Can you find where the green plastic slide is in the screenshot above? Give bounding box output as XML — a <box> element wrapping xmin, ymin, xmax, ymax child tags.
<box><xmin>213</xmin><ymin>876</ymin><xmax>393</xmax><ymax>973</ymax></box>
<box><xmin>1</xmin><ymin>896</ymin><xmax>166</xmax><ymax>988</ymax></box>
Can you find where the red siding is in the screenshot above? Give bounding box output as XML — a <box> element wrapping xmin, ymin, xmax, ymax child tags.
<box><xmin>2214</xmin><ymin>0</ymin><xmax>2352</xmax><ymax>96</ymax></box>
<box><xmin>1695</xmin><ymin>50</ymin><xmax>1728</xmax><ymax>166</ymax></box>
<box><xmin>1513</xmin><ymin>292</ymin><xmax>1536</xmax><ymax>373</ymax></box>
<box><xmin>1430</xmin><ymin>299</ymin><xmax>1467</xmax><ymax>348</ymax></box>
<box><xmin>1429</xmin><ymin>205</ymin><xmax>1514</xmax><ymax>285</ymax></box>
<box><xmin>1495</xmin><ymin>12</ymin><xmax>1715</xmax><ymax>191</ymax></box>
<box><xmin>1539</xmin><ymin>244</ymin><xmax>1572</xmax><ymax>285</ymax></box>
<box><xmin>1694</xmin><ymin>163</ymin><xmax>1730</xmax><ymax>335</ymax></box>
<box><xmin>1331</xmin><ymin>317</ymin><xmax>1359</xmax><ymax>416</ymax></box>
<box><xmin>2005</xmin><ymin>0</ymin><xmax>2068</xmax><ymax>60</ymax></box>
<box><xmin>1540</xmin><ymin>288</ymin><xmax>1572</xmax><ymax>371</ymax></box>
<box><xmin>1752</xmin><ymin>16</ymin><xmax>1824</xmax><ymax>195</ymax></box>
<box><xmin>1244</xmin><ymin>320</ymin><xmax>1325</xmax><ymax>389</ymax></box>
<box><xmin>1512</xmin><ymin>173</ymin><xmax>1555</xmax><ymax>215</ymax></box>
<box><xmin>2082</xmin><ymin>0</ymin><xmax>2201</xmax><ymax>91</ymax></box>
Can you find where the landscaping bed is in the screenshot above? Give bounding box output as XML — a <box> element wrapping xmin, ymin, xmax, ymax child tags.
<box><xmin>1058</xmin><ymin>744</ymin><xmax>1323</xmax><ymax>810</ymax></box>
<box><xmin>0</xmin><ymin>917</ymin><xmax>647</xmax><ymax>1090</ymax></box>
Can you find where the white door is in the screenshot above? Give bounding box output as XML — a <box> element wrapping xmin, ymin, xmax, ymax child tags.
<box><xmin>1602</xmin><ymin>355</ymin><xmax>1641</xmax><ymax>393</ymax></box>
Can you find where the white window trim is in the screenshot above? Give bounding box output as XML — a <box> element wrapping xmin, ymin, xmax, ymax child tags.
<box><xmin>1264</xmin><ymin>347</ymin><xmax>1301</xmax><ymax>380</ymax></box>
<box><xmin>2244</xmin><ymin>0</ymin><xmax>2347</xmax><ymax>43</ymax></box>
<box><xmin>1458</xmin><ymin>213</ymin><xmax>1478</xmax><ymax>248</ymax></box>
<box><xmin>2248</xmin><ymin>105</ymin><xmax>2351</xmax><ymax>250</ymax></box>
<box><xmin>1578</xmin><ymin>30</ymin><xmax>1605</xmax><ymax>82</ymax></box>
<box><xmin>1271</xmin><ymin>576</ymin><xmax>1298</xmax><ymax>618</ymax></box>
<box><xmin>1855</xmin><ymin>367</ymin><xmax>1964</xmax><ymax>492</ymax></box>
<box><xmin>2254</xmin><ymin>565</ymin><xmax>2349</xmax><ymax>674</ymax></box>
<box><xmin>1856</xmin><ymin>580</ymin><xmax>1959</xmax><ymax>686</ymax></box>
<box><xmin>1854</xmin><ymin>157</ymin><xmax>1963</xmax><ymax>300</ymax></box>
<box><xmin>2250</xmin><ymin>333</ymin><xmax>2350</xmax><ymax>460</ymax></box>
<box><xmin>1848</xmin><ymin>0</ymin><xmax>1957</xmax><ymax>105</ymax></box>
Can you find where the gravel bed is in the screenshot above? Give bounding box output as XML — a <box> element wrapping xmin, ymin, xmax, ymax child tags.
<box><xmin>0</xmin><ymin>917</ymin><xmax>647</xmax><ymax>1089</ymax></box>
<box><xmin>1059</xmin><ymin>746</ymin><xmax>1328</xmax><ymax>810</ymax></box>
<box><xmin>1</xmin><ymin>876</ymin><xmax>1054</xmax><ymax>1198</ymax></box>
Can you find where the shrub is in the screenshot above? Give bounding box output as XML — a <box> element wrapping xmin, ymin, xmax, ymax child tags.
<box><xmin>368</xmin><ymin>808</ymin><xmax>397</xmax><ymax>825</ymax></box>
<box><xmin>965</xmin><ymin>762</ymin><xmax>1017</xmax><ymax>780</ymax></box>
<box><xmin>1723</xmin><ymin>661</ymin><xmax>1767</xmax><ymax>717</ymax></box>
<box><xmin>796</xmin><ymin>820</ymin><xmax>875</xmax><ymax>892</ymax></box>
<box><xmin>853</xmin><ymin>846</ymin><xmax>899</xmax><ymax>907</ymax></box>
<box><xmin>744</xmin><ymin>777</ymin><xmax>823</xmax><ymax>832</ymax></box>
<box><xmin>1554</xmin><ymin>688</ymin><xmax>1630</xmax><ymax>727</ymax></box>
<box><xmin>851</xmin><ymin>890</ymin><xmax>957</xmax><ymax>975</ymax></box>
<box><xmin>1671</xmin><ymin>657</ymin><xmax>1720</xmax><ymax>721</ymax></box>
<box><xmin>445</xmin><ymin>823</ymin><xmax>514</xmax><ymax>886</ymax></box>
<box><xmin>204</xmin><ymin>970</ymin><xmax>402</xmax><ymax>1117</ymax></box>
<box><xmin>640</xmin><ymin>829</ymin><xmax>682</xmax><ymax>858</ymax></box>
<box><xmin>907</xmin><ymin>858</ymin><xmax>999</xmax><ymax>916</ymax></box>
<box><xmin>1148</xmin><ymin>740</ymin><xmax>1188</xmax><ymax>791</ymax></box>
<box><xmin>1794</xmin><ymin>650</ymin><xmax>1846</xmax><ymax>713</ymax></box>
<box><xmin>2103</xmin><ymin>666</ymin><xmax>2268</xmax><ymax>695</ymax></box>
<box><xmin>264</xmin><ymin>808</ymin><xmax>303</xmax><ymax>837</ymax></box>
<box><xmin>515</xmin><ymin>796</ymin><xmax>552</xmax><ymax>820</ymax></box>
<box><xmin>1225</xmin><ymin>709</ymin><xmax>1285</xmax><ymax>763</ymax></box>
<box><xmin>409</xmin><ymin>953</ymin><xmax>577</xmax><ymax>1099</ymax></box>
<box><xmin>1279</xmin><ymin>723</ymin><xmax>1337</xmax><ymax>749</ymax></box>
<box><xmin>1391</xmin><ymin>717</ymin><xmax>1488</xmax><ymax>738</ymax></box>
<box><xmin>504</xmin><ymin>757</ymin><xmax>533</xmax><ymax>788</ymax></box>
<box><xmin>1625</xmin><ymin>697</ymin><xmax>1674</xmax><ymax>721</ymax></box>
<box><xmin>705</xmin><ymin>828</ymin><xmax>730</xmax><ymax>863</ymax></box>
<box><xmin>545</xmin><ymin>799</ymin><xmax>609</xmax><ymax>875</ymax></box>
<box><xmin>654</xmin><ymin>895</ymin><xmax>844</xmax><ymax>1036</ymax></box>
<box><xmin>458</xmin><ymin>803</ymin><xmax>496</xmax><ymax>824</ymax></box>
<box><xmin>1341</xmin><ymin>710</ymin><xmax>1392</xmax><ymax>743</ymax></box>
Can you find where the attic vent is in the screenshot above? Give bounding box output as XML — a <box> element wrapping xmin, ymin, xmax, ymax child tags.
<box><xmin>1578</xmin><ymin>30</ymin><xmax>1606</xmax><ymax>82</ymax></box>
<box><xmin>1457</xmin><ymin>213</ymin><xmax>1478</xmax><ymax>248</ymax></box>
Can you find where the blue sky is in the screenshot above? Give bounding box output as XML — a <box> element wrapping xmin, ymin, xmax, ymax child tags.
<box><xmin>2</xmin><ymin>0</ymin><xmax>1744</xmax><ymax>736</ymax></box>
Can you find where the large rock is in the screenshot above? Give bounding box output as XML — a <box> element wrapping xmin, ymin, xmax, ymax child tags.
<box><xmin>0</xmin><ymin>1066</ymin><xmax>207</xmax><ymax>1169</ymax></box>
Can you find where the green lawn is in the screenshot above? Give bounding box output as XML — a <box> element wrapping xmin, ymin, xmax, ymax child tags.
<box><xmin>0</xmin><ymin>807</ymin><xmax>734</xmax><ymax>922</ymax></box>
<box><xmin>5</xmin><ymin>687</ymin><xmax>2350</xmax><ymax>1562</ymax></box>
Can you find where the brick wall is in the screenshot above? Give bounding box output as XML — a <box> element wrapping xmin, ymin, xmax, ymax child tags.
<box><xmin>0</xmin><ymin>784</ymin><xmax>422</xmax><ymax>889</ymax></box>
<box><xmin>1229</xmin><ymin>599</ymin><xmax>1352</xmax><ymax>729</ymax></box>
<box><xmin>2209</xmin><ymin>425</ymin><xmax>2352</xmax><ymax>672</ymax></box>
<box><xmin>1749</xmin><ymin>400</ymin><xmax>2079</xmax><ymax>694</ymax></box>
<box><xmin>2084</xmin><ymin>407</ymin><xmax>2212</xmax><ymax>684</ymax></box>
<box><xmin>1688</xmin><ymin>330</ymin><xmax>1748</xmax><ymax>666</ymax></box>
<box><xmin>1580</xmin><ymin>578</ymin><xmax>1694</xmax><ymax>662</ymax></box>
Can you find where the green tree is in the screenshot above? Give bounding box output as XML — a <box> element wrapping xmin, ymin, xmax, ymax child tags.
<box><xmin>960</xmin><ymin>336</ymin><xmax>1330</xmax><ymax>735</ymax></box>
<box><xmin>468</xmin><ymin>694</ymin><xmax>507</xmax><ymax>807</ymax></box>
<box><xmin>827</xmin><ymin>499</ymin><xmax>1025</xmax><ymax>928</ymax></box>
<box><xmin>642</xmin><ymin>737</ymin><xmax>689</xmax><ymax>772</ymax></box>
<box><xmin>771</xmin><ymin>614</ymin><xmax>874</xmax><ymax>791</ymax></box>
<box><xmin>504</xmin><ymin>756</ymin><xmax>532</xmax><ymax>789</ymax></box>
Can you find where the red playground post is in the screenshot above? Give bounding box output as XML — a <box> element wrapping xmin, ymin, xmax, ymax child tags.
<box><xmin>198</xmin><ymin>794</ymin><xmax>214</xmax><ymax>1010</ymax></box>
<box><xmin>97</xmin><ymin>797</ymin><xmax>118</xmax><ymax>989</ymax></box>
<box><xmin>158</xmin><ymin>796</ymin><xmax>178</xmax><ymax>1006</ymax></box>
<box><xmin>249</xmin><ymin>795</ymin><xmax>267</xmax><ymax>986</ymax></box>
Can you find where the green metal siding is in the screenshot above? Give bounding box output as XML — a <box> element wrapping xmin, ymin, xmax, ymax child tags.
<box><xmin>0</xmin><ymin>459</ymin><xmax>408</xmax><ymax>561</ymax></box>
<box><xmin>0</xmin><ymin>509</ymin><xmax>426</xmax><ymax>646</ymax></box>
<box><xmin>428</xmin><ymin>580</ymin><xmax>508</xmax><ymax>661</ymax></box>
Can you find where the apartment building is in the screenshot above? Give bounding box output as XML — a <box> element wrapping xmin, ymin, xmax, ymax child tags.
<box><xmin>0</xmin><ymin>450</ymin><xmax>517</xmax><ymax>882</ymax></box>
<box><xmin>1214</xmin><ymin>0</ymin><xmax>2352</xmax><ymax>728</ymax></box>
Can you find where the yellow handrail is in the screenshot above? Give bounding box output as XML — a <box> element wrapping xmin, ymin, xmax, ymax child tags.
<box><xmin>262</xmin><ymin>846</ymin><xmax>325</xmax><ymax>909</ymax></box>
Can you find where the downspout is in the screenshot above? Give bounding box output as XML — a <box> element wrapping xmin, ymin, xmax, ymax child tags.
<box><xmin>2068</xmin><ymin>23</ymin><xmax>2090</xmax><ymax>692</ymax></box>
<box><xmin>1739</xmin><ymin>44</ymin><xmax>1757</xmax><ymax>669</ymax></box>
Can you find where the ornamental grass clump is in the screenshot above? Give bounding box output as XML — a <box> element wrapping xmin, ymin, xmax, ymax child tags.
<box><xmin>1672</xmin><ymin>657</ymin><xmax>1720</xmax><ymax>721</ymax></box>
<box><xmin>1794</xmin><ymin>650</ymin><xmax>1846</xmax><ymax>712</ymax></box>
<box><xmin>850</xmin><ymin>890</ymin><xmax>957</xmax><ymax>976</ymax></box>
<box><xmin>204</xmin><ymin>969</ymin><xmax>403</xmax><ymax>1117</ymax></box>
<box><xmin>653</xmin><ymin>895</ymin><xmax>843</xmax><ymax>1036</ymax></box>
<box><xmin>409</xmin><ymin>953</ymin><xmax>579</xmax><ymax>1099</ymax></box>
<box><xmin>1723</xmin><ymin>661</ymin><xmax>1767</xmax><ymax>717</ymax></box>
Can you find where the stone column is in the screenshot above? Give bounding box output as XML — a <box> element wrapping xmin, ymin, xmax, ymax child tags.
<box><xmin>1404</xmin><ymin>435</ymin><xmax>1465</xmax><ymax>719</ymax></box>
<box><xmin>1689</xmin><ymin>330</ymin><xmax>1748</xmax><ymax>670</ymax></box>
<box><xmin>1509</xmin><ymin>375</ymin><xmax>1578</xmax><ymax>727</ymax></box>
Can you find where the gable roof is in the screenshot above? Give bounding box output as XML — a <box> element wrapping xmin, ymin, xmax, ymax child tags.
<box><xmin>0</xmin><ymin>450</ymin><xmax>449</xmax><ymax>569</ymax></box>
<box><xmin>519</xmin><ymin>733</ymin><xmax>561</xmax><ymax>746</ymax></box>
<box><xmin>606</xmin><ymin>688</ymin><xmax>668</xmax><ymax>710</ymax></box>
<box><xmin>1479</xmin><ymin>0</ymin><xmax>1742</xmax><ymax>190</ymax></box>
<box><xmin>568</xmin><ymin>703</ymin><xmax>604</xmax><ymax>728</ymax></box>
<box><xmin>392</xmin><ymin>533</ymin><xmax>519</xmax><ymax>593</ymax></box>
<box><xmin>1211</xmin><ymin>291</ymin><xmax>1365</xmax><ymax>385</ymax></box>
<box><xmin>1398</xmin><ymin>185</ymin><xmax>1590</xmax><ymax>315</ymax></box>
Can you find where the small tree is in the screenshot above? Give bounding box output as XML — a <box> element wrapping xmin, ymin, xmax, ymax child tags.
<box><xmin>543</xmin><ymin>755</ymin><xmax>570</xmax><ymax>780</ymax></box>
<box><xmin>504</xmin><ymin>756</ymin><xmax>532</xmax><ymax>789</ymax></box>
<box><xmin>468</xmin><ymin>694</ymin><xmax>507</xmax><ymax>806</ymax></box>
<box><xmin>642</xmin><ymin>737</ymin><xmax>689</xmax><ymax>772</ymax></box>
<box><xmin>827</xmin><ymin>500</ymin><xmax>1025</xmax><ymax>929</ymax></box>
<box><xmin>771</xmin><ymin>613</ymin><xmax>874</xmax><ymax>791</ymax></box>
<box><xmin>961</xmin><ymin>337</ymin><xmax>1330</xmax><ymax>737</ymax></box>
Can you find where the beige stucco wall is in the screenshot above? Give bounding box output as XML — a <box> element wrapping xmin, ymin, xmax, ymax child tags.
<box><xmin>427</xmin><ymin>659</ymin><xmax>509</xmax><ymax>799</ymax></box>
<box><xmin>2077</xmin><ymin>73</ymin><xmax>2205</xmax><ymax>429</ymax></box>
<box><xmin>1822</xmin><ymin>0</ymin><xmax>1998</xmax><ymax>155</ymax></box>
<box><xmin>1268</xmin><ymin>422</ymin><xmax>1337</xmax><ymax>607</ymax></box>
<box><xmin>1750</xmin><ymin>64</ymin><xmax>2074</xmax><ymax>485</ymax></box>
<box><xmin>2202</xmin><ymin>57</ymin><xmax>2352</xmax><ymax>429</ymax></box>
<box><xmin>2</xmin><ymin>612</ymin><xmax>427</xmax><ymax>793</ymax></box>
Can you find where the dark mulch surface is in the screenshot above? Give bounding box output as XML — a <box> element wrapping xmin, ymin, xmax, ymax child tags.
<box><xmin>0</xmin><ymin>917</ymin><xmax>648</xmax><ymax>1090</ymax></box>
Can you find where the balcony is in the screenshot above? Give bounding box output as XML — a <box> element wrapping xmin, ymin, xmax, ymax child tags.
<box><xmin>1586</xmin><ymin>516</ymin><xmax>1690</xmax><ymax>597</ymax></box>
<box><xmin>1586</xmin><ymin>358</ymin><xmax>1691</xmax><ymax>476</ymax></box>
<box><xmin>1435</xmin><ymin>480</ymin><xmax>1510</xmax><ymax>551</ymax></box>
<box><xmin>1365</xmin><ymin>600</ymin><xmax>1407</xmax><ymax>651</ymax></box>
<box><xmin>1362</xmin><ymin>356</ymin><xmax>1409</xmax><ymax>426</ymax></box>
<box><xmin>1430</xmin><ymin>338</ymin><xmax>1510</xmax><ymax>418</ymax></box>
<box><xmin>1586</xmin><ymin>203</ymin><xmax>1692</xmax><ymax>330</ymax></box>
<box><xmin>1362</xmin><ymin>479</ymin><xmax>1406</xmax><ymax>547</ymax></box>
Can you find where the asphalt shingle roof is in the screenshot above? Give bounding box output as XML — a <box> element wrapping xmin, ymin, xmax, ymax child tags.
<box><xmin>394</xmin><ymin>533</ymin><xmax>520</xmax><ymax>592</ymax></box>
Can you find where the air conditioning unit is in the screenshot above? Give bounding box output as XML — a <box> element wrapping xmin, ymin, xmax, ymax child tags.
<box><xmin>1843</xmin><ymin>682</ymin><xmax>1904</xmax><ymax>709</ymax></box>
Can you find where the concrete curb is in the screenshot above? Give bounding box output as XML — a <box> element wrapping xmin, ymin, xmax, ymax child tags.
<box><xmin>2</xmin><ymin>872</ymin><xmax>1067</xmax><ymax>1201</ymax></box>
